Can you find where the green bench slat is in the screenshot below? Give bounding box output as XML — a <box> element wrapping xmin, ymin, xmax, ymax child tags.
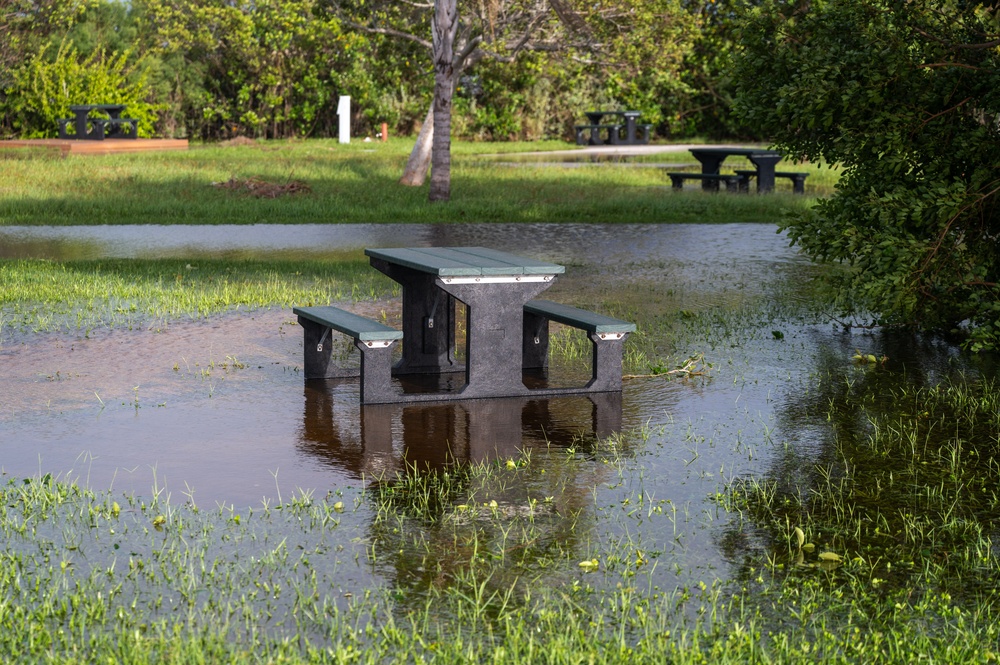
<box><xmin>365</xmin><ymin>248</ymin><xmax>483</xmax><ymax>276</ymax></box>
<box><xmin>525</xmin><ymin>300</ymin><xmax>636</xmax><ymax>335</ymax></box>
<box><xmin>294</xmin><ymin>306</ymin><xmax>402</xmax><ymax>341</ymax></box>
<box><xmin>459</xmin><ymin>247</ymin><xmax>565</xmax><ymax>275</ymax></box>
<box><xmin>667</xmin><ymin>173</ymin><xmax>740</xmax><ymax>180</ymax></box>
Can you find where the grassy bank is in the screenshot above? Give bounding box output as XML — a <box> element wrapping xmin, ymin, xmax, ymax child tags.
<box><xmin>0</xmin><ymin>139</ymin><xmax>833</xmax><ymax>225</ymax></box>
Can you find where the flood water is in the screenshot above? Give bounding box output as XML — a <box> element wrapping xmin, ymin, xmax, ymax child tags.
<box><xmin>2</xmin><ymin>222</ymin><xmax>991</xmax><ymax>603</ymax></box>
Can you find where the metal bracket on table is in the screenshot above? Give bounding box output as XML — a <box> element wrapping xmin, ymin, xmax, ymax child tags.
<box><xmin>440</xmin><ymin>275</ymin><xmax>553</xmax><ymax>285</ymax></box>
<box><xmin>362</xmin><ymin>340</ymin><xmax>395</xmax><ymax>349</ymax></box>
<box><xmin>317</xmin><ymin>327</ymin><xmax>331</xmax><ymax>352</ymax></box>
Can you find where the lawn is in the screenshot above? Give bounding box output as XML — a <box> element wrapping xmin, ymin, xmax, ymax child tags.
<box><xmin>0</xmin><ymin>138</ymin><xmax>836</xmax><ymax>225</ymax></box>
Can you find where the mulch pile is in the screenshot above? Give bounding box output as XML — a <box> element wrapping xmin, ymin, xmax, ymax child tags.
<box><xmin>212</xmin><ymin>176</ymin><xmax>311</xmax><ymax>198</ymax></box>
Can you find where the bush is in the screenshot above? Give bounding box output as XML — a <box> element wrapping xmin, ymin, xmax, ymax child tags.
<box><xmin>2</xmin><ymin>40</ymin><xmax>159</xmax><ymax>139</ymax></box>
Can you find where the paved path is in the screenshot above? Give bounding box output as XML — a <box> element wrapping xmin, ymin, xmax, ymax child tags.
<box><xmin>498</xmin><ymin>143</ymin><xmax>772</xmax><ymax>158</ymax></box>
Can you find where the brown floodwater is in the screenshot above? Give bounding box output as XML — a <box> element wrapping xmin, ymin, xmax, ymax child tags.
<box><xmin>0</xmin><ymin>224</ymin><xmax>796</xmax><ymax>511</ymax></box>
<box><xmin>4</xmin><ymin>221</ymin><xmax>995</xmax><ymax>615</ymax></box>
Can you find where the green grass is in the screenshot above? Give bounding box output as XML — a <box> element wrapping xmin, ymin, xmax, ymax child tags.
<box><xmin>0</xmin><ymin>139</ymin><xmax>829</xmax><ymax>225</ymax></box>
<box><xmin>0</xmin><ymin>257</ymin><xmax>399</xmax><ymax>338</ymax></box>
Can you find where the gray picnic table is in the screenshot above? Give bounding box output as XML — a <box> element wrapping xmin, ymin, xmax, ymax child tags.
<box><xmin>296</xmin><ymin>247</ymin><xmax>636</xmax><ymax>403</ymax></box>
<box><xmin>688</xmin><ymin>147</ymin><xmax>784</xmax><ymax>193</ymax></box>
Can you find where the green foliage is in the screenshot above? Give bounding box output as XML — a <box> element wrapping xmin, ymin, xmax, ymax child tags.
<box><xmin>139</xmin><ymin>0</ymin><xmax>370</xmax><ymax>139</ymax></box>
<box><xmin>586</xmin><ymin>0</ymin><xmax>701</xmax><ymax>132</ymax></box>
<box><xmin>2</xmin><ymin>40</ymin><xmax>158</xmax><ymax>138</ymax></box>
<box><xmin>732</xmin><ymin>0</ymin><xmax>1000</xmax><ymax>350</ymax></box>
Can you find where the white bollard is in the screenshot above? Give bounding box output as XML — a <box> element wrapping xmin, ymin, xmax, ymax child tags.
<box><xmin>337</xmin><ymin>95</ymin><xmax>350</xmax><ymax>144</ymax></box>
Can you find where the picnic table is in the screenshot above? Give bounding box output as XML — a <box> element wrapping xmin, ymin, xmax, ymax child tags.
<box><xmin>689</xmin><ymin>147</ymin><xmax>783</xmax><ymax>193</ymax></box>
<box><xmin>575</xmin><ymin>110</ymin><xmax>650</xmax><ymax>146</ymax></box>
<box><xmin>294</xmin><ymin>247</ymin><xmax>636</xmax><ymax>404</ymax></box>
<box><xmin>58</xmin><ymin>104</ymin><xmax>138</xmax><ymax>140</ymax></box>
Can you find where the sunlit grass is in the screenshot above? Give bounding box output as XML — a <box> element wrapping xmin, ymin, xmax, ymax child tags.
<box><xmin>0</xmin><ymin>138</ymin><xmax>826</xmax><ymax>225</ymax></box>
<box><xmin>0</xmin><ymin>257</ymin><xmax>397</xmax><ymax>336</ymax></box>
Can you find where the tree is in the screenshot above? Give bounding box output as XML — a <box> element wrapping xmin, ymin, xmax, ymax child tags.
<box><xmin>430</xmin><ymin>0</ymin><xmax>457</xmax><ymax>202</ymax></box>
<box><xmin>732</xmin><ymin>0</ymin><xmax>1000</xmax><ymax>350</ymax></box>
<box><xmin>324</xmin><ymin>0</ymin><xmax>610</xmax><ymax>192</ymax></box>
<box><xmin>138</xmin><ymin>0</ymin><xmax>371</xmax><ymax>139</ymax></box>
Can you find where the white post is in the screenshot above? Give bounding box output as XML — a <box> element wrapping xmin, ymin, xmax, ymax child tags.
<box><xmin>337</xmin><ymin>96</ymin><xmax>351</xmax><ymax>144</ymax></box>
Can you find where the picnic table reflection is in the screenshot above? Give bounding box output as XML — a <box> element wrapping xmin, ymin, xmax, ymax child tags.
<box><xmin>297</xmin><ymin>383</ymin><xmax>623</xmax><ymax>477</ymax></box>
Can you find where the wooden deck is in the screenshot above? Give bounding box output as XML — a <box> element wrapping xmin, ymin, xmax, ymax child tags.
<box><xmin>0</xmin><ymin>138</ymin><xmax>189</xmax><ymax>156</ymax></box>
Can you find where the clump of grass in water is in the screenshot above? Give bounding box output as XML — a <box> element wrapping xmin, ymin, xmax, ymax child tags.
<box><xmin>715</xmin><ymin>375</ymin><xmax>1000</xmax><ymax>657</ymax></box>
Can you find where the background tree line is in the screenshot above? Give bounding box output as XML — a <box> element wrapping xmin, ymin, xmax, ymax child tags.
<box><xmin>0</xmin><ymin>0</ymin><xmax>747</xmax><ymax>141</ymax></box>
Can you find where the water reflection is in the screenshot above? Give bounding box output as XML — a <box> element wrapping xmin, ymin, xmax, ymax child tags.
<box><xmin>298</xmin><ymin>381</ymin><xmax>622</xmax><ymax>477</ymax></box>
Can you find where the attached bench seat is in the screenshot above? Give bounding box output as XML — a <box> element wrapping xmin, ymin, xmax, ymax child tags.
<box><xmin>575</xmin><ymin>124</ymin><xmax>623</xmax><ymax>145</ymax></box>
<box><xmin>734</xmin><ymin>169</ymin><xmax>808</xmax><ymax>194</ymax></box>
<box><xmin>666</xmin><ymin>172</ymin><xmax>742</xmax><ymax>192</ymax></box>
<box><xmin>294</xmin><ymin>305</ymin><xmax>402</xmax><ymax>403</ymax></box>
<box><xmin>58</xmin><ymin>117</ymin><xmax>139</xmax><ymax>140</ymax></box>
<box><xmin>522</xmin><ymin>299</ymin><xmax>636</xmax><ymax>392</ymax></box>
<box><xmin>104</xmin><ymin>118</ymin><xmax>139</xmax><ymax>139</ymax></box>
<box><xmin>634</xmin><ymin>124</ymin><xmax>653</xmax><ymax>144</ymax></box>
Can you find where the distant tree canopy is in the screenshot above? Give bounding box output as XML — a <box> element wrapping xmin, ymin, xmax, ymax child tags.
<box><xmin>0</xmin><ymin>0</ymin><xmax>736</xmax><ymax>141</ymax></box>
<box><xmin>733</xmin><ymin>0</ymin><xmax>1000</xmax><ymax>351</ymax></box>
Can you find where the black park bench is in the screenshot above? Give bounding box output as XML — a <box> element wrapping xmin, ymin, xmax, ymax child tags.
<box><xmin>294</xmin><ymin>305</ymin><xmax>403</xmax><ymax>403</ymax></box>
<box><xmin>666</xmin><ymin>172</ymin><xmax>743</xmax><ymax>192</ymax></box>
<box><xmin>734</xmin><ymin>170</ymin><xmax>809</xmax><ymax>194</ymax></box>
<box><xmin>522</xmin><ymin>299</ymin><xmax>636</xmax><ymax>392</ymax></box>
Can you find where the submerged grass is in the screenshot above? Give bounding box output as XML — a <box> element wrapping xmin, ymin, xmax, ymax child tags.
<box><xmin>0</xmin><ymin>139</ymin><xmax>825</xmax><ymax>225</ymax></box>
<box><xmin>4</xmin><ymin>379</ymin><xmax>1000</xmax><ymax>664</ymax></box>
<box><xmin>0</xmin><ymin>257</ymin><xmax>396</xmax><ymax>338</ymax></box>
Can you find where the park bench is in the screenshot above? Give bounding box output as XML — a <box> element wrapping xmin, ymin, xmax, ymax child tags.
<box><xmin>522</xmin><ymin>299</ymin><xmax>636</xmax><ymax>392</ymax></box>
<box><xmin>666</xmin><ymin>172</ymin><xmax>742</xmax><ymax>192</ymax></box>
<box><xmin>294</xmin><ymin>305</ymin><xmax>403</xmax><ymax>403</ymax></box>
<box><xmin>734</xmin><ymin>169</ymin><xmax>808</xmax><ymax>194</ymax></box>
<box><xmin>575</xmin><ymin>123</ymin><xmax>623</xmax><ymax>146</ymax></box>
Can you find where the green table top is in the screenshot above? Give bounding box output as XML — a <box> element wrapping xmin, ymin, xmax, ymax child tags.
<box><xmin>365</xmin><ymin>247</ymin><xmax>565</xmax><ymax>277</ymax></box>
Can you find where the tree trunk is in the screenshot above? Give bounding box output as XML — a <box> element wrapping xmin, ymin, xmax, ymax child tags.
<box><xmin>399</xmin><ymin>105</ymin><xmax>433</xmax><ymax>186</ymax></box>
<box><xmin>429</xmin><ymin>0</ymin><xmax>458</xmax><ymax>202</ymax></box>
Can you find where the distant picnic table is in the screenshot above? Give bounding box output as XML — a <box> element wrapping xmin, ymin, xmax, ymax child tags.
<box><xmin>58</xmin><ymin>104</ymin><xmax>138</xmax><ymax>141</ymax></box>
<box><xmin>575</xmin><ymin>111</ymin><xmax>651</xmax><ymax>146</ymax></box>
<box><xmin>665</xmin><ymin>147</ymin><xmax>809</xmax><ymax>194</ymax></box>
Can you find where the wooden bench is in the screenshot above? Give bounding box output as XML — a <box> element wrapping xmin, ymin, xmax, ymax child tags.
<box><xmin>735</xmin><ymin>169</ymin><xmax>808</xmax><ymax>194</ymax></box>
<box><xmin>522</xmin><ymin>299</ymin><xmax>636</xmax><ymax>392</ymax></box>
<box><xmin>666</xmin><ymin>172</ymin><xmax>742</xmax><ymax>192</ymax></box>
<box><xmin>575</xmin><ymin>124</ymin><xmax>623</xmax><ymax>145</ymax></box>
<box><xmin>293</xmin><ymin>305</ymin><xmax>403</xmax><ymax>403</ymax></box>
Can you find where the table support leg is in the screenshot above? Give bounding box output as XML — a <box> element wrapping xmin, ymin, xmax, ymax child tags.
<box><xmin>694</xmin><ymin>155</ymin><xmax>725</xmax><ymax>191</ymax></box>
<box><xmin>437</xmin><ymin>280</ymin><xmax>552</xmax><ymax>398</ymax></box>
<box><xmin>588</xmin><ymin>332</ymin><xmax>627</xmax><ymax>392</ymax></box>
<box><xmin>357</xmin><ymin>340</ymin><xmax>396</xmax><ymax>404</ymax></box>
<box><xmin>369</xmin><ymin>259</ymin><xmax>458</xmax><ymax>375</ymax></box>
<box><xmin>747</xmin><ymin>154</ymin><xmax>782</xmax><ymax>193</ymax></box>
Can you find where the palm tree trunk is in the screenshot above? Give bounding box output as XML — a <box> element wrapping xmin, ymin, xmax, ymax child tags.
<box><xmin>429</xmin><ymin>0</ymin><xmax>457</xmax><ymax>202</ymax></box>
<box><xmin>399</xmin><ymin>105</ymin><xmax>433</xmax><ymax>186</ymax></box>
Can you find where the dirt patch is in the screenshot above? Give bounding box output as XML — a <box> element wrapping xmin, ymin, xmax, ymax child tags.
<box><xmin>212</xmin><ymin>176</ymin><xmax>311</xmax><ymax>198</ymax></box>
<box><xmin>218</xmin><ymin>136</ymin><xmax>259</xmax><ymax>147</ymax></box>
